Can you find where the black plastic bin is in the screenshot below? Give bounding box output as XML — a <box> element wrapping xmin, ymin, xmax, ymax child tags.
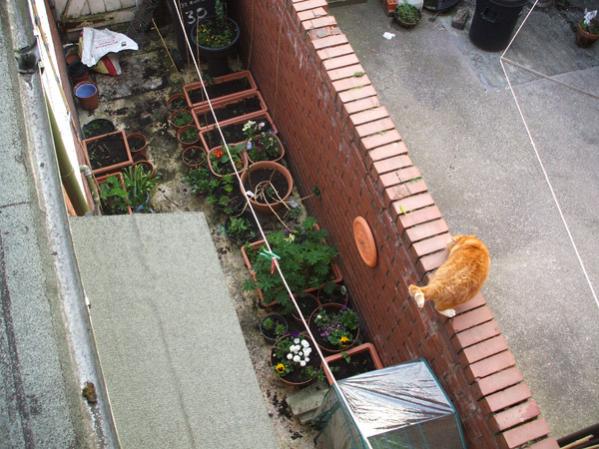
<box><xmin>469</xmin><ymin>0</ymin><xmax>527</xmax><ymax>51</ymax></box>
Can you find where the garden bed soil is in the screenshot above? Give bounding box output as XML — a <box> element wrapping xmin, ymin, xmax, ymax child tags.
<box><xmin>185</xmin><ymin>70</ymin><xmax>257</xmax><ymax>108</ymax></box>
<box><xmin>193</xmin><ymin>92</ymin><xmax>266</xmax><ymax>129</ymax></box>
<box><xmin>82</xmin><ymin>118</ymin><xmax>115</xmax><ymax>138</ymax></box>
<box><xmin>84</xmin><ymin>130</ymin><xmax>133</xmax><ymax>175</ymax></box>
<box><xmin>200</xmin><ymin>111</ymin><xmax>277</xmax><ymax>151</ymax></box>
<box><xmin>291</xmin><ymin>294</ymin><xmax>320</xmax><ymax>322</ymax></box>
<box><xmin>323</xmin><ymin>343</ymin><xmax>383</xmax><ymax>384</ymax></box>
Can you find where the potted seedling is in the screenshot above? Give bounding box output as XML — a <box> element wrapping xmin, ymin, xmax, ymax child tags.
<box><xmin>225</xmin><ymin>216</ymin><xmax>256</xmax><ymax>245</ymax></box>
<box><xmin>309</xmin><ymin>304</ymin><xmax>360</xmax><ymax>354</ymax></box>
<box><xmin>177</xmin><ymin>126</ymin><xmax>200</xmax><ymax>148</ymax></box>
<box><xmin>259</xmin><ymin>314</ymin><xmax>289</xmax><ymax>343</ymax></box>
<box><xmin>83</xmin><ymin>130</ymin><xmax>133</xmax><ymax>176</ymax></box>
<box><xmin>271</xmin><ymin>334</ymin><xmax>321</xmax><ymax>387</ymax></box>
<box><xmin>169</xmin><ymin>109</ymin><xmax>194</xmax><ymax>130</ymax></box>
<box><xmin>123</xmin><ymin>164</ymin><xmax>158</xmax><ymax>213</ymax></box>
<box><xmin>243</xmin><ymin>120</ymin><xmax>285</xmax><ymax>163</ymax></box>
<box><xmin>181</xmin><ymin>145</ymin><xmax>207</xmax><ymax>169</ymax></box>
<box><xmin>395</xmin><ymin>1</ymin><xmax>422</xmax><ymax>28</ymax></box>
<box><xmin>191</xmin><ymin>0</ymin><xmax>240</xmax><ymax>76</ymax></box>
<box><xmin>208</xmin><ymin>143</ymin><xmax>248</xmax><ymax>177</ymax></box>
<box><xmin>241</xmin><ymin>217</ymin><xmax>342</xmax><ymax>310</ymax></box>
<box><xmin>127</xmin><ymin>132</ymin><xmax>148</xmax><ymax>161</ymax></box>
<box><xmin>323</xmin><ymin>343</ymin><xmax>384</xmax><ymax>385</ymax></box>
<box><xmin>576</xmin><ymin>9</ymin><xmax>599</xmax><ymax>48</ymax></box>
<box><xmin>97</xmin><ymin>173</ymin><xmax>131</xmax><ymax>215</ymax></box>
<box><xmin>166</xmin><ymin>93</ymin><xmax>187</xmax><ymax>112</ymax></box>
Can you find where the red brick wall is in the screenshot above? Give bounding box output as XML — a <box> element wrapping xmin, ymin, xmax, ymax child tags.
<box><xmin>232</xmin><ymin>1</ymin><xmax>559</xmax><ymax>448</ymax></box>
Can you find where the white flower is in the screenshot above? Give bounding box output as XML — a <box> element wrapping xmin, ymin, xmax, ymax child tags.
<box><xmin>287</xmin><ymin>354</ymin><xmax>293</xmax><ymax>360</ymax></box>
<box><xmin>293</xmin><ymin>355</ymin><xmax>301</xmax><ymax>362</ymax></box>
<box><xmin>258</xmin><ymin>121</ymin><xmax>266</xmax><ymax>129</ymax></box>
<box><xmin>305</xmin><ymin>357</ymin><xmax>310</xmax><ymax>363</ymax></box>
<box><xmin>293</xmin><ymin>338</ymin><xmax>300</xmax><ymax>344</ymax></box>
<box><xmin>242</xmin><ymin>120</ymin><xmax>256</xmax><ymax>133</ymax></box>
<box><xmin>301</xmin><ymin>340</ymin><xmax>309</xmax><ymax>348</ymax></box>
<box><xmin>246</xmin><ymin>141</ymin><xmax>253</xmax><ymax>150</ymax></box>
<box><xmin>304</xmin><ymin>348</ymin><xmax>311</xmax><ymax>356</ymax></box>
<box><xmin>300</xmin><ymin>361</ymin><xmax>306</xmax><ymax>367</ymax></box>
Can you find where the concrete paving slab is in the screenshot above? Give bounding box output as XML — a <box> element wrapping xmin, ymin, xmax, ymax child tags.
<box><xmin>333</xmin><ymin>0</ymin><xmax>599</xmax><ymax>437</ymax></box>
<box><xmin>69</xmin><ymin>213</ymin><xmax>279</xmax><ymax>449</ymax></box>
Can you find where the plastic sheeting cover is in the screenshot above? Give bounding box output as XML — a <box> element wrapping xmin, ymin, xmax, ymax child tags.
<box><xmin>315</xmin><ymin>359</ymin><xmax>467</xmax><ymax>449</ymax></box>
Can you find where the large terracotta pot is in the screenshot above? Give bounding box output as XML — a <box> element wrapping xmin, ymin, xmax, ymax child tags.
<box><xmin>241</xmin><ymin>161</ymin><xmax>293</xmax><ymax>214</ymax></box>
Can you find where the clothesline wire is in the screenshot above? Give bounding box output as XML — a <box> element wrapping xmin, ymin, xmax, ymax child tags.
<box><xmin>169</xmin><ymin>2</ymin><xmax>375</xmax><ymax>447</ymax></box>
<box><xmin>500</xmin><ymin>0</ymin><xmax>599</xmax><ymax>311</ymax></box>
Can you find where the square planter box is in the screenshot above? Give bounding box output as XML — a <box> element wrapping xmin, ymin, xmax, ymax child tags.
<box><xmin>183</xmin><ymin>70</ymin><xmax>258</xmax><ymax>110</ymax></box>
<box><xmin>240</xmin><ymin>237</ymin><xmax>343</xmax><ymax>308</ymax></box>
<box><xmin>95</xmin><ymin>172</ymin><xmax>132</xmax><ymax>215</ymax></box>
<box><xmin>191</xmin><ymin>90</ymin><xmax>268</xmax><ymax>132</ymax></box>
<box><xmin>199</xmin><ymin>110</ymin><xmax>278</xmax><ymax>153</ymax></box>
<box><xmin>83</xmin><ymin>130</ymin><xmax>133</xmax><ymax>176</ymax></box>
<box><xmin>323</xmin><ymin>343</ymin><xmax>383</xmax><ymax>385</ymax></box>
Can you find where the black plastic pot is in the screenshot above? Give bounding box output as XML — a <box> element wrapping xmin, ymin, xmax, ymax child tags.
<box><xmin>191</xmin><ymin>18</ymin><xmax>240</xmax><ymax>77</ymax></box>
<box><xmin>469</xmin><ymin>0</ymin><xmax>527</xmax><ymax>51</ymax></box>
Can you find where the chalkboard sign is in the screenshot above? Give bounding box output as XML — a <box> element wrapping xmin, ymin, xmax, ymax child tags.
<box><xmin>179</xmin><ymin>0</ymin><xmax>216</xmax><ymax>38</ymax></box>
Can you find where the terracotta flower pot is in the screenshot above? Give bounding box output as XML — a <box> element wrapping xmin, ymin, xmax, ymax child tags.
<box><xmin>134</xmin><ymin>159</ymin><xmax>157</xmax><ymax>178</ymax></box>
<box><xmin>240</xmin><ymin>238</ymin><xmax>343</xmax><ymax>308</ymax></box>
<box><xmin>83</xmin><ymin>129</ymin><xmax>133</xmax><ymax>176</ymax></box>
<box><xmin>166</xmin><ymin>93</ymin><xmax>187</xmax><ymax>112</ymax></box>
<box><xmin>96</xmin><ymin>172</ymin><xmax>132</xmax><ymax>215</ymax></box>
<box><xmin>576</xmin><ymin>22</ymin><xmax>599</xmax><ymax>48</ymax></box>
<box><xmin>126</xmin><ymin>132</ymin><xmax>148</xmax><ymax>161</ymax></box>
<box><xmin>191</xmin><ymin>90</ymin><xmax>268</xmax><ymax>131</ymax></box>
<box><xmin>181</xmin><ymin>145</ymin><xmax>207</xmax><ymax>169</ymax></box>
<box><xmin>309</xmin><ymin>303</ymin><xmax>361</xmax><ymax>354</ymax></box>
<box><xmin>246</xmin><ymin>134</ymin><xmax>286</xmax><ymax>164</ymax></box>
<box><xmin>241</xmin><ymin>161</ymin><xmax>293</xmax><ymax>214</ymax></box>
<box><xmin>169</xmin><ymin>109</ymin><xmax>194</xmax><ymax>130</ymax></box>
<box><xmin>176</xmin><ymin>125</ymin><xmax>200</xmax><ymax>148</ymax></box>
<box><xmin>183</xmin><ymin>70</ymin><xmax>257</xmax><ymax>110</ymax></box>
<box><xmin>322</xmin><ymin>343</ymin><xmax>383</xmax><ymax>385</ymax></box>
<box><xmin>271</xmin><ymin>333</ymin><xmax>320</xmax><ymax>387</ymax></box>
<box><xmin>207</xmin><ymin>146</ymin><xmax>248</xmax><ymax>178</ymax></box>
<box><xmin>68</xmin><ymin>61</ymin><xmax>90</xmax><ymax>84</ymax></box>
<box><xmin>74</xmin><ymin>81</ymin><xmax>99</xmax><ymax>111</ymax></box>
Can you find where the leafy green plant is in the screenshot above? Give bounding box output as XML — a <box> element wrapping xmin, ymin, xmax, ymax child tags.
<box><xmin>99</xmin><ymin>175</ymin><xmax>129</xmax><ymax>215</ymax></box>
<box><xmin>180</xmin><ymin>127</ymin><xmax>198</xmax><ymax>143</ymax></box>
<box><xmin>312</xmin><ymin>307</ymin><xmax>359</xmax><ymax>349</ymax></box>
<box><xmin>184</xmin><ymin>167</ymin><xmax>214</xmax><ymax>195</ymax></box>
<box><xmin>226</xmin><ymin>216</ymin><xmax>255</xmax><ymax>244</ymax></box>
<box><xmin>395</xmin><ymin>2</ymin><xmax>421</xmax><ymax>25</ymax></box>
<box><xmin>184</xmin><ymin>169</ymin><xmax>242</xmax><ymax>216</ymax></box>
<box><xmin>243</xmin><ymin>120</ymin><xmax>281</xmax><ymax>162</ymax></box>
<box><xmin>195</xmin><ymin>0</ymin><xmax>236</xmax><ymax>49</ymax></box>
<box><xmin>171</xmin><ymin>110</ymin><xmax>193</xmax><ymax>127</ymax></box>
<box><xmin>243</xmin><ymin>217</ymin><xmax>338</xmax><ymax>311</ymax></box>
<box><xmin>209</xmin><ymin>144</ymin><xmax>245</xmax><ymax>176</ymax></box>
<box><xmin>123</xmin><ymin>165</ymin><xmax>157</xmax><ymax>212</ymax></box>
<box><xmin>581</xmin><ymin>10</ymin><xmax>599</xmax><ymax>33</ymax></box>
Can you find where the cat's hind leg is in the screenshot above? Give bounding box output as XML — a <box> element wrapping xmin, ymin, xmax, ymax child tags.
<box><xmin>408</xmin><ymin>285</ymin><xmax>425</xmax><ymax>308</ymax></box>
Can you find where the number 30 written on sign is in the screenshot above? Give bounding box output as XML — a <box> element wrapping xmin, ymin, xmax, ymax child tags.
<box><xmin>185</xmin><ymin>7</ymin><xmax>208</xmax><ymax>25</ymax></box>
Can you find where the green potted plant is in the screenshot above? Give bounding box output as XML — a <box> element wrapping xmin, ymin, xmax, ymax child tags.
<box><xmin>225</xmin><ymin>216</ymin><xmax>256</xmax><ymax>245</ymax></box>
<box><xmin>177</xmin><ymin>125</ymin><xmax>200</xmax><ymax>148</ymax></box>
<box><xmin>271</xmin><ymin>334</ymin><xmax>321</xmax><ymax>386</ymax></box>
<box><xmin>191</xmin><ymin>0</ymin><xmax>240</xmax><ymax>76</ymax></box>
<box><xmin>576</xmin><ymin>9</ymin><xmax>599</xmax><ymax>48</ymax></box>
<box><xmin>241</xmin><ymin>217</ymin><xmax>342</xmax><ymax>310</ymax></box>
<box><xmin>394</xmin><ymin>2</ymin><xmax>421</xmax><ymax>28</ymax></box>
<box><xmin>243</xmin><ymin>120</ymin><xmax>285</xmax><ymax>163</ymax></box>
<box><xmin>123</xmin><ymin>164</ymin><xmax>158</xmax><ymax>213</ymax></box>
<box><xmin>97</xmin><ymin>173</ymin><xmax>131</xmax><ymax>215</ymax></box>
<box><xmin>184</xmin><ymin>168</ymin><xmax>244</xmax><ymax>216</ymax></box>
<box><xmin>169</xmin><ymin>109</ymin><xmax>194</xmax><ymax>130</ymax></box>
<box><xmin>259</xmin><ymin>314</ymin><xmax>289</xmax><ymax>343</ymax></box>
<box><xmin>208</xmin><ymin>143</ymin><xmax>248</xmax><ymax>177</ymax></box>
<box><xmin>309</xmin><ymin>304</ymin><xmax>360</xmax><ymax>354</ymax></box>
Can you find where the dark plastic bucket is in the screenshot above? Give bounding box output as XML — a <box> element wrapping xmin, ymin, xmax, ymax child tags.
<box><xmin>68</xmin><ymin>61</ymin><xmax>89</xmax><ymax>84</ymax></box>
<box><xmin>74</xmin><ymin>82</ymin><xmax>99</xmax><ymax>111</ymax></box>
<box><xmin>469</xmin><ymin>0</ymin><xmax>527</xmax><ymax>51</ymax></box>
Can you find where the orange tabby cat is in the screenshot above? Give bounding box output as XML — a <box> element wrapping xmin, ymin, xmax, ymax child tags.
<box><xmin>408</xmin><ymin>234</ymin><xmax>490</xmax><ymax>318</ymax></box>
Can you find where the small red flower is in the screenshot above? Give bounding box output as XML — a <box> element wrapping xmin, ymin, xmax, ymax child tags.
<box><xmin>213</xmin><ymin>148</ymin><xmax>224</xmax><ymax>159</ymax></box>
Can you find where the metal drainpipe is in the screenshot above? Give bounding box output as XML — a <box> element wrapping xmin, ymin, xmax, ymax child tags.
<box><xmin>45</xmin><ymin>95</ymin><xmax>90</xmax><ymax>216</ymax></box>
<box><xmin>8</xmin><ymin>0</ymin><xmax>120</xmax><ymax>447</ymax></box>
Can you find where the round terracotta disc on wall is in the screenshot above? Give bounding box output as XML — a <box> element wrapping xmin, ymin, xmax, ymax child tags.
<box><xmin>353</xmin><ymin>216</ymin><xmax>377</xmax><ymax>268</ymax></box>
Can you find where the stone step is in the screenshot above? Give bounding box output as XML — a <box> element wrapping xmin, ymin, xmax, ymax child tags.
<box><xmin>287</xmin><ymin>381</ymin><xmax>329</xmax><ymax>417</ymax></box>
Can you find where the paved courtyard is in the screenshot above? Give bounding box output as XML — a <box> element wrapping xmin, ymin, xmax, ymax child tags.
<box><xmin>333</xmin><ymin>0</ymin><xmax>599</xmax><ymax>437</ymax></box>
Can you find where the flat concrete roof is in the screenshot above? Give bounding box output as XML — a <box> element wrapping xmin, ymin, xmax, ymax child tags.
<box><xmin>333</xmin><ymin>0</ymin><xmax>599</xmax><ymax>437</ymax></box>
<box><xmin>70</xmin><ymin>213</ymin><xmax>279</xmax><ymax>449</ymax></box>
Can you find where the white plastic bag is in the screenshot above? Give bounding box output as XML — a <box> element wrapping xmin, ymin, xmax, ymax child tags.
<box><xmin>81</xmin><ymin>27</ymin><xmax>138</xmax><ymax>67</ymax></box>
